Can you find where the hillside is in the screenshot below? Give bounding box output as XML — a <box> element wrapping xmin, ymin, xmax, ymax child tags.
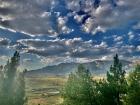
<box><xmin>25</xmin><ymin>60</ymin><xmax>132</xmax><ymax>77</ymax></box>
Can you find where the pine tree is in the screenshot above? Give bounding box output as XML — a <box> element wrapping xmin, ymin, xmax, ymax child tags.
<box><xmin>0</xmin><ymin>51</ymin><xmax>19</xmax><ymax>105</ymax></box>
<box><xmin>14</xmin><ymin>71</ymin><xmax>26</xmax><ymax>105</ymax></box>
<box><xmin>99</xmin><ymin>54</ymin><xmax>127</xmax><ymax>105</ymax></box>
<box><xmin>0</xmin><ymin>51</ymin><xmax>26</xmax><ymax>105</ymax></box>
<box><xmin>61</xmin><ymin>64</ymin><xmax>97</xmax><ymax>105</ymax></box>
<box><xmin>126</xmin><ymin>65</ymin><xmax>140</xmax><ymax>105</ymax></box>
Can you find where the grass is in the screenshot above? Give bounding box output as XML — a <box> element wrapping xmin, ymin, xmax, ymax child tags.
<box><xmin>25</xmin><ymin>76</ymin><xmax>67</xmax><ymax>105</ymax></box>
<box><xmin>25</xmin><ymin>75</ymin><xmax>103</xmax><ymax>105</ymax></box>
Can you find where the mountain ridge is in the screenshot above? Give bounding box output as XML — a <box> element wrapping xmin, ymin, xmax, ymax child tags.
<box><xmin>25</xmin><ymin>59</ymin><xmax>132</xmax><ymax>77</ymax></box>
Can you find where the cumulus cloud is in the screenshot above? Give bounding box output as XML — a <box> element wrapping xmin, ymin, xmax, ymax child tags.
<box><xmin>0</xmin><ymin>0</ymin><xmax>140</xmax><ymax>68</ymax></box>
<box><xmin>0</xmin><ymin>38</ymin><xmax>10</xmax><ymax>46</ymax></box>
<box><xmin>128</xmin><ymin>31</ymin><xmax>135</xmax><ymax>40</ymax></box>
<box><xmin>0</xmin><ymin>0</ymin><xmax>140</xmax><ymax>36</ymax></box>
<box><xmin>9</xmin><ymin>37</ymin><xmax>139</xmax><ymax>66</ymax></box>
<box><xmin>66</xmin><ymin>0</ymin><xmax>140</xmax><ymax>34</ymax></box>
<box><xmin>0</xmin><ymin>0</ymin><xmax>72</xmax><ymax>36</ymax></box>
<box><xmin>16</xmin><ymin>38</ymin><xmax>111</xmax><ymax>58</ymax></box>
<box><xmin>113</xmin><ymin>35</ymin><xmax>123</xmax><ymax>42</ymax></box>
<box><xmin>15</xmin><ymin>37</ymin><xmax>139</xmax><ymax>60</ymax></box>
<box><xmin>133</xmin><ymin>22</ymin><xmax>140</xmax><ymax>29</ymax></box>
<box><xmin>137</xmin><ymin>46</ymin><xmax>140</xmax><ymax>51</ymax></box>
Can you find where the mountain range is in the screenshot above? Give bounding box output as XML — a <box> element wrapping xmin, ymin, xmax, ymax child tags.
<box><xmin>25</xmin><ymin>60</ymin><xmax>133</xmax><ymax>77</ymax></box>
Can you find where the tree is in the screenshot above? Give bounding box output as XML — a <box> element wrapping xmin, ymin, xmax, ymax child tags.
<box><xmin>14</xmin><ymin>70</ymin><xmax>26</xmax><ymax>105</ymax></box>
<box><xmin>126</xmin><ymin>65</ymin><xmax>140</xmax><ymax>105</ymax></box>
<box><xmin>99</xmin><ymin>54</ymin><xmax>127</xmax><ymax>105</ymax></box>
<box><xmin>61</xmin><ymin>64</ymin><xmax>97</xmax><ymax>105</ymax></box>
<box><xmin>0</xmin><ymin>51</ymin><xmax>26</xmax><ymax>105</ymax></box>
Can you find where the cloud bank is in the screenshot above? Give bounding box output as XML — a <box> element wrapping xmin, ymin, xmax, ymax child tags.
<box><xmin>0</xmin><ymin>0</ymin><xmax>140</xmax><ymax>36</ymax></box>
<box><xmin>0</xmin><ymin>0</ymin><xmax>140</xmax><ymax>69</ymax></box>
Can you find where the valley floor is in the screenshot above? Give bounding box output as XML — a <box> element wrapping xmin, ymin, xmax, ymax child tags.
<box><xmin>25</xmin><ymin>76</ymin><xmax>66</xmax><ymax>105</ymax></box>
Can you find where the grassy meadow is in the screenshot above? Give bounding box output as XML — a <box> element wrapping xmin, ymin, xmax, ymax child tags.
<box><xmin>25</xmin><ymin>76</ymin><xmax>67</xmax><ymax>105</ymax></box>
<box><xmin>25</xmin><ymin>75</ymin><xmax>104</xmax><ymax>105</ymax></box>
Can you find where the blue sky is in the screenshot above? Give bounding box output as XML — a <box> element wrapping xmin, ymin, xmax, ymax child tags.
<box><xmin>0</xmin><ymin>0</ymin><xmax>140</xmax><ymax>70</ymax></box>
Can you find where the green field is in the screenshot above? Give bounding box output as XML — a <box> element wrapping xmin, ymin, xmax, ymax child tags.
<box><xmin>25</xmin><ymin>76</ymin><xmax>67</xmax><ymax>105</ymax></box>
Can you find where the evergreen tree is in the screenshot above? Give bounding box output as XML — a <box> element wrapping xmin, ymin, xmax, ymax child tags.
<box><xmin>126</xmin><ymin>65</ymin><xmax>140</xmax><ymax>105</ymax></box>
<box><xmin>61</xmin><ymin>64</ymin><xmax>97</xmax><ymax>105</ymax></box>
<box><xmin>0</xmin><ymin>51</ymin><xmax>26</xmax><ymax>105</ymax></box>
<box><xmin>99</xmin><ymin>54</ymin><xmax>127</xmax><ymax>105</ymax></box>
<box><xmin>14</xmin><ymin>70</ymin><xmax>26</xmax><ymax>105</ymax></box>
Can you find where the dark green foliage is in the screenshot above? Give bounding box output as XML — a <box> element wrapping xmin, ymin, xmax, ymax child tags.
<box><xmin>61</xmin><ymin>54</ymin><xmax>133</xmax><ymax>105</ymax></box>
<box><xmin>0</xmin><ymin>51</ymin><xmax>26</xmax><ymax>105</ymax></box>
<box><xmin>14</xmin><ymin>71</ymin><xmax>26</xmax><ymax>105</ymax></box>
<box><xmin>61</xmin><ymin>64</ymin><xmax>98</xmax><ymax>105</ymax></box>
<box><xmin>99</xmin><ymin>54</ymin><xmax>127</xmax><ymax>105</ymax></box>
<box><xmin>126</xmin><ymin>65</ymin><xmax>140</xmax><ymax>105</ymax></box>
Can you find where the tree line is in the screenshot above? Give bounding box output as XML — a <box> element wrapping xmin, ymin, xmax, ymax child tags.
<box><xmin>61</xmin><ymin>54</ymin><xmax>140</xmax><ymax>105</ymax></box>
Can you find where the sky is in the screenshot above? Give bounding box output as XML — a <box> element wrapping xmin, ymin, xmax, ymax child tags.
<box><xmin>0</xmin><ymin>0</ymin><xmax>140</xmax><ymax>70</ymax></box>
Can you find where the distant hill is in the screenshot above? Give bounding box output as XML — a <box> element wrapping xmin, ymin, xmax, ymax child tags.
<box><xmin>25</xmin><ymin>60</ymin><xmax>132</xmax><ymax>77</ymax></box>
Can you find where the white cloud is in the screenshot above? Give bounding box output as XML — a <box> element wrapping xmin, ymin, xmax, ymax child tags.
<box><xmin>0</xmin><ymin>38</ymin><xmax>10</xmax><ymax>46</ymax></box>
<box><xmin>0</xmin><ymin>0</ymin><xmax>140</xmax><ymax>36</ymax></box>
<box><xmin>16</xmin><ymin>38</ymin><xmax>110</xmax><ymax>58</ymax></box>
<box><xmin>137</xmin><ymin>46</ymin><xmax>140</xmax><ymax>51</ymax></box>
<box><xmin>0</xmin><ymin>0</ymin><xmax>71</xmax><ymax>36</ymax></box>
<box><xmin>114</xmin><ymin>36</ymin><xmax>123</xmax><ymax>42</ymax></box>
<box><xmin>95</xmin><ymin>41</ymin><xmax>108</xmax><ymax>48</ymax></box>
<box><xmin>128</xmin><ymin>31</ymin><xmax>135</xmax><ymax>40</ymax></box>
<box><xmin>68</xmin><ymin>0</ymin><xmax>140</xmax><ymax>34</ymax></box>
<box><xmin>133</xmin><ymin>22</ymin><xmax>140</xmax><ymax>29</ymax></box>
<box><xmin>0</xmin><ymin>0</ymin><xmax>140</xmax><ymax>67</ymax></box>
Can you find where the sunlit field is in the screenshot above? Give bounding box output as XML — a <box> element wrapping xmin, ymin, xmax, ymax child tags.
<box><xmin>25</xmin><ymin>75</ymin><xmax>105</xmax><ymax>105</ymax></box>
<box><xmin>25</xmin><ymin>76</ymin><xmax>66</xmax><ymax>105</ymax></box>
